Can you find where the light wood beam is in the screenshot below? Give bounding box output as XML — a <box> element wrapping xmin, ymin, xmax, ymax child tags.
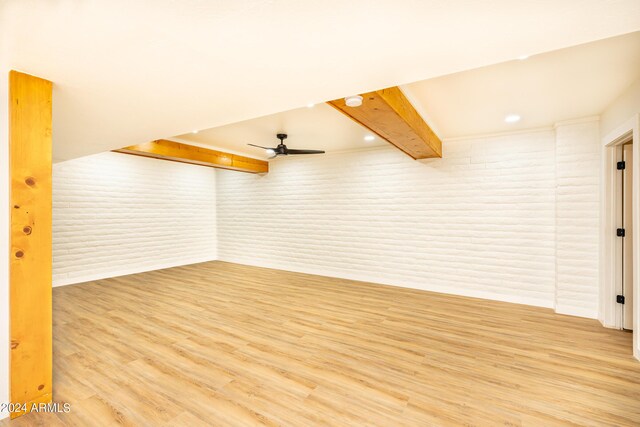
<box><xmin>114</xmin><ymin>139</ymin><xmax>269</xmax><ymax>174</ymax></box>
<box><xmin>328</xmin><ymin>86</ymin><xmax>442</xmax><ymax>159</ymax></box>
<box><xmin>9</xmin><ymin>70</ymin><xmax>53</xmax><ymax>418</ymax></box>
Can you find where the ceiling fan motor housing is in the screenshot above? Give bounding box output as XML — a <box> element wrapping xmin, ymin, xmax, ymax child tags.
<box><xmin>276</xmin><ymin>133</ymin><xmax>288</xmax><ymax>154</ymax></box>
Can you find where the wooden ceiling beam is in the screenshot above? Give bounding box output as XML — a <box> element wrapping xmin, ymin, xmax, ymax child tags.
<box><xmin>114</xmin><ymin>139</ymin><xmax>268</xmax><ymax>174</ymax></box>
<box><xmin>327</xmin><ymin>86</ymin><xmax>442</xmax><ymax>159</ymax></box>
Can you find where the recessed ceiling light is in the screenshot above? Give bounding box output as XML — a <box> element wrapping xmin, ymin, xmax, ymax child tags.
<box><xmin>517</xmin><ymin>54</ymin><xmax>529</xmax><ymax>60</ymax></box>
<box><xmin>504</xmin><ymin>114</ymin><xmax>521</xmax><ymax>123</ymax></box>
<box><xmin>192</xmin><ymin>130</ymin><xmax>199</xmax><ymax>134</ymax></box>
<box><xmin>364</xmin><ymin>135</ymin><xmax>375</xmax><ymax>142</ymax></box>
<box><xmin>345</xmin><ymin>95</ymin><xmax>363</xmax><ymax>107</ymax></box>
<box><xmin>307</xmin><ymin>103</ymin><xmax>315</xmax><ymax>108</ymax></box>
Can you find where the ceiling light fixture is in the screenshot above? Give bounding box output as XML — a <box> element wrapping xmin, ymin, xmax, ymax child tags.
<box><xmin>307</xmin><ymin>103</ymin><xmax>315</xmax><ymax>108</ymax></box>
<box><xmin>517</xmin><ymin>54</ymin><xmax>529</xmax><ymax>60</ymax></box>
<box><xmin>504</xmin><ymin>114</ymin><xmax>521</xmax><ymax>123</ymax></box>
<box><xmin>364</xmin><ymin>135</ymin><xmax>375</xmax><ymax>142</ymax></box>
<box><xmin>345</xmin><ymin>95</ymin><xmax>363</xmax><ymax>107</ymax></box>
<box><xmin>192</xmin><ymin>130</ymin><xmax>199</xmax><ymax>134</ymax></box>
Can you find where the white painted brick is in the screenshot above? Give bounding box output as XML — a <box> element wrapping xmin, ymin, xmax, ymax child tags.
<box><xmin>555</xmin><ymin>120</ymin><xmax>600</xmax><ymax>318</ymax></box>
<box><xmin>52</xmin><ymin>152</ymin><xmax>217</xmax><ymax>286</ymax></box>
<box><xmin>51</xmin><ymin>123</ymin><xmax>600</xmax><ymax>319</ymax></box>
<box><xmin>217</xmin><ymin>123</ymin><xmax>600</xmax><ymax>317</ymax></box>
<box><xmin>217</xmin><ymin>130</ymin><xmax>559</xmax><ymax>309</ymax></box>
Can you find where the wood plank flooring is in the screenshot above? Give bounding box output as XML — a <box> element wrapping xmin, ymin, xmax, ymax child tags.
<box><xmin>2</xmin><ymin>261</ymin><xmax>639</xmax><ymax>426</ymax></box>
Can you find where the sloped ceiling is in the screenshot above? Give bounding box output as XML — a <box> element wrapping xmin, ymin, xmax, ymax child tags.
<box><xmin>178</xmin><ymin>32</ymin><xmax>640</xmax><ymax>158</ymax></box>
<box><xmin>1</xmin><ymin>0</ymin><xmax>639</xmax><ymax>161</ymax></box>
<box><xmin>404</xmin><ymin>31</ymin><xmax>640</xmax><ymax>138</ymax></box>
<box><xmin>175</xmin><ymin>103</ymin><xmax>387</xmax><ymax>160</ymax></box>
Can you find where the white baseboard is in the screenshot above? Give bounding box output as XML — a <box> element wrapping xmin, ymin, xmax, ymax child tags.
<box><xmin>53</xmin><ymin>256</ymin><xmax>217</xmax><ymax>287</ymax></box>
<box><xmin>54</xmin><ymin>255</ymin><xmax>599</xmax><ymax>322</ymax></box>
<box><xmin>554</xmin><ymin>304</ymin><xmax>598</xmax><ymax>319</ymax></box>
<box><xmin>217</xmin><ymin>256</ymin><xmax>555</xmax><ymax>310</ymax></box>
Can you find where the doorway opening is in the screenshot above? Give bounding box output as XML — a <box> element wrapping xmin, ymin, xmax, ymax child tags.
<box><xmin>601</xmin><ymin>115</ymin><xmax>640</xmax><ymax>360</ymax></box>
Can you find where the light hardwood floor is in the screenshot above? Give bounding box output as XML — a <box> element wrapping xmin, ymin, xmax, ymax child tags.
<box><xmin>2</xmin><ymin>261</ymin><xmax>639</xmax><ymax>426</ymax></box>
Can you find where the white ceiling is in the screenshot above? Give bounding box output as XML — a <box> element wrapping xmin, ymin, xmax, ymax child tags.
<box><xmin>403</xmin><ymin>31</ymin><xmax>640</xmax><ymax>138</ymax></box>
<box><xmin>176</xmin><ymin>104</ymin><xmax>385</xmax><ymax>160</ymax></box>
<box><xmin>1</xmin><ymin>1</ymin><xmax>639</xmax><ymax>162</ymax></box>
<box><xmin>177</xmin><ymin>31</ymin><xmax>640</xmax><ymax>157</ymax></box>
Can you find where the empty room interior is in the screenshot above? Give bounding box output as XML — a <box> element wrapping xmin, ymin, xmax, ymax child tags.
<box><xmin>2</xmin><ymin>1</ymin><xmax>640</xmax><ymax>426</ymax></box>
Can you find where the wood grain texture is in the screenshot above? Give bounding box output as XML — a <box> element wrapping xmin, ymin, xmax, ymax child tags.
<box><xmin>114</xmin><ymin>139</ymin><xmax>269</xmax><ymax>174</ymax></box>
<box><xmin>328</xmin><ymin>87</ymin><xmax>442</xmax><ymax>159</ymax></box>
<box><xmin>3</xmin><ymin>261</ymin><xmax>640</xmax><ymax>426</ymax></box>
<box><xmin>9</xmin><ymin>70</ymin><xmax>53</xmax><ymax>419</ymax></box>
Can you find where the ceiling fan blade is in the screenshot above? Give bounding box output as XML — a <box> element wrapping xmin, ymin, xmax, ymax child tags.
<box><xmin>286</xmin><ymin>149</ymin><xmax>325</xmax><ymax>155</ymax></box>
<box><xmin>247</xmin><ymin>143</ymin><xmax>275</xmax><ymax>150</ymax></box>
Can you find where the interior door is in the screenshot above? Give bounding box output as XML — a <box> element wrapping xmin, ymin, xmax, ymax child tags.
<box><xmin>623</xmin><ymin>143</ymin><xmax>633</xmax><ymax>330</ymax></box>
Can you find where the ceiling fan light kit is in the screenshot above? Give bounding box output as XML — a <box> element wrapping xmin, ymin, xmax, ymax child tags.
<box><xmin>248</xmin><ymin>133</ymin><xmax>325</xmax><ymax>159</ymax></box>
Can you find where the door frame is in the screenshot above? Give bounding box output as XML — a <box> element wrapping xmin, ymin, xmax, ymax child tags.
<box><xmin>601</xmin><ymin>114</ymin><xmax>640</xmax><ymax>358</ymax></box>
<box><xmin>622</xmin><ymin>143</ymin><xmax>634</xmax><ymax>330</ymax></box>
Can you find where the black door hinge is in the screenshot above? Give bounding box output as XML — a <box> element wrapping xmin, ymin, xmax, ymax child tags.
<box><xmin>617</xmin><ymin>228</ymin><xmax>626</xmax><ymax>237</ymax></box>
<box><xmin>617</xmin><ymin>295</ymin><xmax>625</xmax><ymax>304</ymax></box>
<box><xmin>617</xmin><ymin>161</ymin><xmax>626</xmax><ymax>170</ymax></box>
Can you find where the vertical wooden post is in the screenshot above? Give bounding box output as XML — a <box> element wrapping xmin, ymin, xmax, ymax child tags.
<box><xmin>9</xmin><ymin>70</ymin><xmax>53</xmax><ymax>418</ymax></box>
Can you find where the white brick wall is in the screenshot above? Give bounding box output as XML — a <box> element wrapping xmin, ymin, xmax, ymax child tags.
<box><xmin>51</xmin><ymin>121</ymin><xmax>601</xmax><ymax>317</ymax></box>
<box><xmin>217</xmin><ymin>121</ymin><xmax>601</xmax><ymax>316</ymax></box>
<box><xmin>52</xmin><ymin>152</ymin><xmax>217</xmax><ymax>286</ymax></box>
<box><xmin>555</xmin><ymin>120</ymin><xmax>600</xmax><ymax>318</ymax></box>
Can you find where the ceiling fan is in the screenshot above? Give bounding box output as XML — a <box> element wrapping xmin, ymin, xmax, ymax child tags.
<box><xmin>248</xmin><ymin>133</ymin><xmax>325</xmax><ymax>158</ymax></box>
